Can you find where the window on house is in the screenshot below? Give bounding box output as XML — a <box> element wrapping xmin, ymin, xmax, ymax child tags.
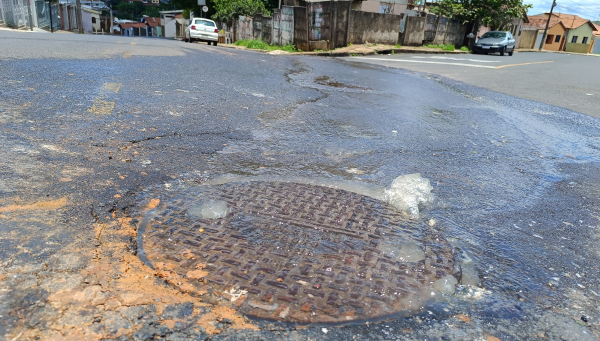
<box><xmin>555</xmin><ymin>35</ymin><xmax>561</xmax><ymax>43</ymax></box>
<box><xmin>582</xmin><ymin>37</ymin><xmax>588</xmax><ymax>44</ymax></box>
<box><xmin>571</xmin><ymin>36</ymin><xmax>578</xmax><ymax>43</ymax></box>
<box><xmin>92</xmin><ymin>17</ymin><xmax>96</xmax><ymax>23</ymax></box>
<box><xmin>545</xmin><ymin>34</ymin><xmax>554</xmax><ymax>44</ymax></box>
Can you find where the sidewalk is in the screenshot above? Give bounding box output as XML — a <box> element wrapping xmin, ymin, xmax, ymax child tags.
<box><xmin>516</xmin><ymin>48</ymin><xmax>600</xmax><ymax>57</ymax></box>
<box><xmin>221</xmin><ymin>43</ymin><xmax>470</xmax><ymax>56</ymax></box>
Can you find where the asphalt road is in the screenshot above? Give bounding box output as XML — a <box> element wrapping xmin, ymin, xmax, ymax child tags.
<box><xmin>1</xmin><ymin>30</ymin><xmax>600</xmax><ymax>341</ymax></box>
<box><xmin>345</xmin><ymin>52</ymin><xmax>600</xmax><ymax>118</ymax></box>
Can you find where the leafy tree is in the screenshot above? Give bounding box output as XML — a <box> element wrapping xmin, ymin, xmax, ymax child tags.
<box><xmin>142</xmin><ymin>6</ymin><xmax>161</xmax><ymax>17</ymax></box>
<box><xmin>211</xmin><ymin>0</ymin><xmax>269</xmax><ymax>23</ymax></box>
<box><xmin>430</xmin><ymin>0</ymin><xmax>531</xmax><ymax>30</ymax></box>
<box><xmin>182</xmin><ymin>8</ymin><xmax>191</xmax><ymax>19</ymax></box>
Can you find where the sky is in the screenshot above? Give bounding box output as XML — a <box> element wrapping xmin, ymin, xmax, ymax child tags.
<box><xmin>527</xmin><ymin>0</ymin><xmax>600</xmax><ymax>21</ymax></box>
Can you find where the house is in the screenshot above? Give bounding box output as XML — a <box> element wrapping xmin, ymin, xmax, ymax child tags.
<box><xmin>118</xmin><ymin>22</ymin><xmax>147</xmax><ymax>36</ymax></box>
<box><xmin>524</xmin><ymin>16</ymin><xmax>567</xmax><ymax>50</ymax></box>
<box><xmin>159</xmin><ymin>10</ymin><xmax>186</xmax><ymax>38</ymax></box>
<box><xmin>527</xmin><ymin>13</ymin><xmax>598</xmax><ymax>53</ymax></box>
<box><xmin>82</xmin><ymin>7</ymin><xmax>102</xmax><ymax>33</ymax></box>
<box><xmin>350</xmin><ymin>0</ymin><xmax>412</xmax><ymax>15</ymax></box>
<box><xmin>141</xmin><ymin>16</ymin><xmax>162</xmax><ymax>36</ymax></box>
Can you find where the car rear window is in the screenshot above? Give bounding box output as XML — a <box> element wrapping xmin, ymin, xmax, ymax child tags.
<box><xmin>195</xmin><ymin>19</ymin><xmax>215</xmax><ymax>27</ymax></box>
<box><xmin>481</xmin><ymin>32</ymin><xmax>506</xmax><ymax>39</ymax></box>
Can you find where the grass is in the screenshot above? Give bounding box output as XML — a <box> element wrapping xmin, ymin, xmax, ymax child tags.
<box><xmin>233</xmin><ymin>39</ymin><xmax>298</xmax><ymax>52</ymax></box>
<box><xmin>395</xmin><ymin>44</ymin><xmax>401</xmax><ymax>48</ymax></box>
<box><xmin>460</xmin><ymin>46</ymin><xmax>470</xmax><ymax>52</ymax></box>
<box><xmin>424</xmin><ymin>43</ymin><xmax>456</xmax><ymax>51</ymax></box>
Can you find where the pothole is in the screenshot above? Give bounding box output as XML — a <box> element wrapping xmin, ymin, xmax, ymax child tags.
<box><xmin>314</xmin><ymin>76</ymin><xmax>371</xmax><ymax>91</ymax></box>
<box><xmin>134</xmin><ymin>181</ymin><xmax>460</xmax><ymax>324</ymax></box>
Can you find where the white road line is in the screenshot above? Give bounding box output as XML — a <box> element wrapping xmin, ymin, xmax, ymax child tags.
<box><xmin>412</xmin><ymin>56</ymin><xmax>501</xmax><ymax>63</ymax></box>
<box><xmin>349</xmin><ymin>57</ymin><xmax>498</xmax><ymax>68</ymax></box>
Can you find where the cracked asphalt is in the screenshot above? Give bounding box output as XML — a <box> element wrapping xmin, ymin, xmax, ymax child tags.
<box><xmin>1</xmin><ymin>31</ymin><xmax>600</xmax><ymax>341</ymax></box>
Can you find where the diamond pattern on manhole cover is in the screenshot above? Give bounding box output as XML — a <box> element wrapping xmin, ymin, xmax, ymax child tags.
<box><xmin>135</xmin><ymin>181</ymin><xmax>460</xmax><ymax>324</ymax></box>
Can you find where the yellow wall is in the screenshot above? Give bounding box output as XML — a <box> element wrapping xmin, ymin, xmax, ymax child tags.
<box><xmin>543</xmin><ymin>24</ymin><xmax>565</xmax><ymax>51</ymax></box>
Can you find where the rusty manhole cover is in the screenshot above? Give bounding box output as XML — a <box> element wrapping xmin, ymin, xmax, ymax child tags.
<box><xmin>135</xmin><ymin>181</ymin><xmax>460</xmax><ymax>324</ymax></box>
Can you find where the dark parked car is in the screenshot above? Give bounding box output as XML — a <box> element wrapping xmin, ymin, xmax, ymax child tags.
<box><xmin>473</xmin><ymin>31</ymin><xmax>516</xmax><ymax>56</ymax></box>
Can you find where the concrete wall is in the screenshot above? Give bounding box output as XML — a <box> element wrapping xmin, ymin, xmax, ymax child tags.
<box><xmin>294</xmin><ymin>6</ymin><xmax>308</xmax><ymax>51</ymax></box>
<box><xmin>272</xmin><ymin>6</ymin><xmax>294</xmax><ymax>46</ymax></box>
<box><xmin>308</xmin><ymin>2</ymin><xmax>327</xmax><ymax>41</ymax></box>
<box><xmin>519</xmin><ymin>29</ymin><xmax>538</xmax><ymax>49</ymax></box>
<box><xmin>164</xmin><ymin>19</ymin><xmax>176</xmax><ymax>38</ymax></box>
<box><xmin>253</xmin><ymin>15</ymin><xmax>262</xmax><ymax>40</ymax></box>
<box><xmin>432</xmin><ymin>16</ymin><xmax>449</xmax><ymax>45</ymax></box>
<box><xmin>565</xmin><ymin>42</ymin><xmax>591</xmax><ymax>53</ymax></box>
<box><xmin>404</xmin><ymin>16</ymin><xmax>425</xmax><ymax>46</ymax></box>
<box><xmin>262</xmin><ymin>16</ymin><xmax>272</xmax><ymax>44</ymax></box>
<box><xmin>237</xmin><ymin>16</ymin><xmax>253</xmax><ymax>40</ymax></box>
<box><xmin>349</xmin><ymin>11</ymin><xmax>402</xmax><ymax>45</ymax></box>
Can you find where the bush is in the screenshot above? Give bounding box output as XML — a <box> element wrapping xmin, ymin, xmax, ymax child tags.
<box><xmin>460</xmin><ymin>46</ymin><xmax>470</xmax><ymax>52</ymax></box>
<box><xmin>424</xmin><ymin>43</ymin><xmax>455</xmax><ymax>51</ymax></box>
<box><xmin>395</xmin><ymin>44</ymin><xmax>401</xmax><ymax>48</ymax></box>
<box><xmin>233</xmin><ymin>39</ymin><xmax>297</xmax><ymax>52</ymax></box>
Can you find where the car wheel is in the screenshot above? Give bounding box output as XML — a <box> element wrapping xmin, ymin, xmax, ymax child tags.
<box><xmin>188</xmin><ymin>36</ymin><xmax>193</xmax><ymax>43</ymax></box>
<box><xmin>508</xmin><ymin>48</ymin><xmax>514</xmax><ymax>56</ymax></box>
<box><xmin>213</xmin><ymin>41</ymin><xmax>218</xmax><ymax>46</ymax></box>
<box><xmin>500</xmin><ymin>46</ymin><xmax>505</xmax><ymax>56</ymax></box>
<box><xmin>207</xmin><ymin>41</ymin><xmax>211</xmax><ymax>45</ymax></box>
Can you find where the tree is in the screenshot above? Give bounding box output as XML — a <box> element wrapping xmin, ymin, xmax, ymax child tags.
<box><xmin>211</xmin><ymin>0</ymin><xmax>269</xmax><ymax>23</ymax></box>
<box><xmin>142</xmin><ymin>6</ymin><xmax>160</xmax><ymax>17</ymax></box>
<box><xmin>430</xmin><ymin>0</ymin><xmax>532</xmax><ymax>30</ymax></box>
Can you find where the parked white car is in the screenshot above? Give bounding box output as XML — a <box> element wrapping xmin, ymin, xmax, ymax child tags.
<box><xmin>185</xmin><ymin>18</ymin><xmax>218</xmax><ymax>45</ymax></box>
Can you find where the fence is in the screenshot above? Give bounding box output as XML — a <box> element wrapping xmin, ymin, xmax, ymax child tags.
<box><xmin>0</xmin><ymin>0</ymin><xmax>32</xmax><ymax>29</ymax></box>
<box><xmin>34</xmin><ymin>0</ymin><xmax>59</xmax><ymax>31</ymax></box>
<box><xmin>230</xmin><ymin>2</ymin><xmax>465</xmax><ymax>51</ymax></box>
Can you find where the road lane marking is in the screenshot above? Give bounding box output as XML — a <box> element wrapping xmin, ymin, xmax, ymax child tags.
<box><xmin>122</xmin><ymin>51</ymin><xmax>132</xmax><ymax>58</ymax></box>
<box><xmin>117</xmin><ymin>41</ymin><xmax>122</xmax><ymax>44</ymax></box>
<box><xmin>495</xmin><ymin>61</ymin><xmax>554</xmax><ymax>69</ymax></box>
<box><xmin>349</xmin><ymin>57</ymin><xmax>497</xmax><ymax>68</ymax></box>
<box><xmin>130</xmin><ymin>42</ymin><xmax>137</xmax><ymax>45</ymax></box>
<box><xmin>88</xmin><ymin>97</ymin><xmax>115</xmax><ymax>115</ymax></box>
<box><xmin>102</xmin><ymin>83</ymin><xmax>122</xmax><ymax>93</ymax></box>
<box><xmin>412</xmin><ymin>56</ymin><xmax>501</xmax><ymax>63</ymax></box>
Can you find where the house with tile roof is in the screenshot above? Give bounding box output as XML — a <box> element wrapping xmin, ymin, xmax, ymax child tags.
<box><xmin>141</xmin><ymin>16</ymin><xmax>162</xmax><ymax>37</ymax></box>
<box><xmin>591</xmin><ymin>23</ymin><xmax>600</xmax><ymax>54</ymax></box>
<box><xmin>527</xmin><ymin>13</ymin><xmax>598</xmax><ymax>53</ymax></box>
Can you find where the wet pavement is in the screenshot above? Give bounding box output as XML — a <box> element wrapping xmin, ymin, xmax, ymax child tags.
<box><xmin>1</xmin><ymin>31</ymin><xmax>600</xmax><ymax>341</ymax></box>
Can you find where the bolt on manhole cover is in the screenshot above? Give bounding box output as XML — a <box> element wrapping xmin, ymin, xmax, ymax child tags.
<box><xmin>135</xmin><ymin>181</ymin><xmax>460</xmax><ymax>324</ymax></box>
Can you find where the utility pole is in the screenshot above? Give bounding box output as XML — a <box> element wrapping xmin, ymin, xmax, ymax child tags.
<box><xmin>48</xmin><ymin>0</ymin><xmax>54</xmax><ymax>32</ymax></box>
<box><xmin>539</xmin><ymin>0</ymin><xmax>556</xmax><ymax>51</ymax></box>
<box><xmin>76</xmin><ymin>0</ymin><xmax>83</xmax><ymax>33</ymax></box>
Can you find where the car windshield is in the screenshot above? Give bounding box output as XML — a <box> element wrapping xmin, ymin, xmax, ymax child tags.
<box><xmin>195</xmin><ymin>19</ymin><xmax>215</xmax><ymax>27</ymax></box>
<box><xmin>481</xmin><ymin>32</ymin><xmax>506</xmax><ymax>39</ymax></box>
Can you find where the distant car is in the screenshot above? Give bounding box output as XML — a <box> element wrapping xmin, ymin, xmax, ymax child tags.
<box><xmin>185</xmin><ymin>18</ymin><xmax>218</xmax><ymax>45</ymax></box>
<box><xmin>473</xmin><ymin>31</ymin><xmax>516</xmax><ymax>56</ymax></box>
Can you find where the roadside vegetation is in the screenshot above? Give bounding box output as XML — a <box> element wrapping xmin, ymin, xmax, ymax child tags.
<box><xmin>233</xmin><ymin>39</ymin><xmax>298</xmax><ymax>52</ymax></box>
<box><xmin>423</xmin><ymin>43</ymin><xmax>456</xmax><ymax>51</ymax></box>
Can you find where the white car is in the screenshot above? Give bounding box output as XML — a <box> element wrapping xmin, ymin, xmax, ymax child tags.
<box><xmin>185</xmin><ymin>18</ymin><xmax>218</xmax><ymax>45</ymax></box>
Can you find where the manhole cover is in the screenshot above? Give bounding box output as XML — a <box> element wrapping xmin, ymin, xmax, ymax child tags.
<box><xmin>135</xmin><ymin>181</ymin><xmax>460</xmax><ymax>324</ymax></box>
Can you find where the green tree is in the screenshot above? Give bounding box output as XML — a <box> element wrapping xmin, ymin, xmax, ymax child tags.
<box><xmin>430</xmin><ymin>0</ymin><xmax>531</xmax><ymax>30</ymax></box>
<box><xmin>211</xmin><ymin>0</ymin><xmax>269</xmax><ymax>23</ymax></box>
<box><xmin>142</xmin><ymin>6</ymin><xmax>160</xmax><ymax>17</ymax></box>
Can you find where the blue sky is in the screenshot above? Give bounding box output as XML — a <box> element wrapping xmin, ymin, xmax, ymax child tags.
<box><xmin>527</xmin><ymin>0</ymin><xmax>600</xmax><ymax>21</ymax></box>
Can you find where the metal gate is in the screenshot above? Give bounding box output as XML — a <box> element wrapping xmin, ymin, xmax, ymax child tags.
<box><xmin>34</xmin><ymin>0</ymin><xmax>58</xmax><ymax>31</ymax></box>
<box><xmin>0</xmin><ymin>0</ymin><xmax>31</xmax><ymax>29</ymax></box>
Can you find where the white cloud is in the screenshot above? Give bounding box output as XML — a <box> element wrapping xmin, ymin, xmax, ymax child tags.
<box><xmin>526</xmin><ymin>0</ymin><xmax>600</xmax><ymax>20</ymax></box>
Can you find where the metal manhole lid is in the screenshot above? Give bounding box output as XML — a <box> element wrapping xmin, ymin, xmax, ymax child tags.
<box><xmin>135</xmin><ymin>181</ymin><xmax>459</xmax><ymax>324</ymax></box>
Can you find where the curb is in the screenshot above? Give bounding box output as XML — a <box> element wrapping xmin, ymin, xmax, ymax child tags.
<box><xmin>219</xmin><ymin>44</ymin><xmax>471</xmax><ymax>56</ymax></box>
<box><xmin>515</xmin><ymin>49</ymin><xmax>600</xmax><ymax>57</ymax></box>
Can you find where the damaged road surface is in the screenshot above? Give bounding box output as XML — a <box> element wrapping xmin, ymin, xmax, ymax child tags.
<box><xmin>1</xmin><ymin>31</ymin><xmax>599</xmax><ymax>341</ymax></box>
